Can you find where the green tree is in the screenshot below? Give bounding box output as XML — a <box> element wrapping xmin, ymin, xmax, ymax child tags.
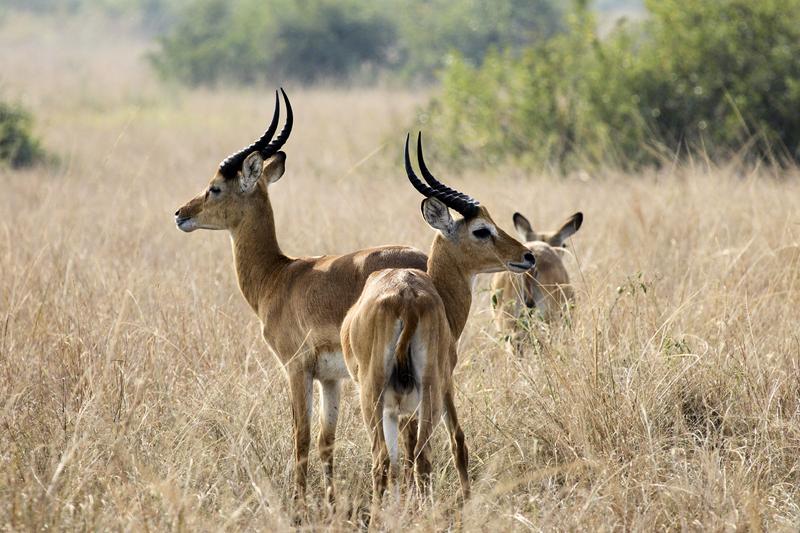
<box><xmin>272</xmin><ymin>1</ymin><xmax>396</xmax><ymax>84</ymax></box>
<box><xmin>636</xmin><ymin>0</ymin><xmax>800</xmax><ymax>161</ymax></box>
<box><xmin>433</xmin><ymin>4</ymin><xmax>644</xmax><ymax>168</ymax></box>
<box><xmin>147</xmin><ymin>0</ymin><xmax>563</xmax><ymax>85</ymax></box>
<box><xmin>0</xmin><ymin>101</ymin><xmax>45</xmax><ymax>169</ymax></box>
<box><xmin>150</xmin><ymin>0</ymin><xmax>395</xmax><ymax>85</ymax></box>
<box><xmin>433</xmin><ymin>0</ymin><xmax>800</xmax><ymax>169</ymax></box>
<box><xmin>386</xmin><ymin>0</ymin><xmax>563</xmax><ymax>80</ymax></box>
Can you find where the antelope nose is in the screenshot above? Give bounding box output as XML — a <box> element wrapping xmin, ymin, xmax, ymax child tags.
<box><xmin>174</xmin><ymin>210</ymin><xmax>180</xmax><ymax>217</ymax></box>
<box><xmin>524</xmin><ymin>252</ymin><xmax>535</xmax><ymax>265</ymax></box>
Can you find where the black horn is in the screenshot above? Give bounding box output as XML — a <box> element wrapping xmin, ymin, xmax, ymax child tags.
<box><xmin>218</xmin><ymin>88</ymin><xmax>293</xmax><ymax>179</ymax></box>
<box><xmin>416</xmin><ymin>132</ymin><xmax>479</xmax><ymax>215</ymax></box>
<box><xmin>404</xmin><ymin>132</ymin><xmax>480</xmax><ymax>218</ymax></box>
<box><xmin>262</xmin><ymin>87</ymin><xmax>293</xmax><ymax>158</ymax></box>
<box><xmin>405</xmin><ymin>133</ymin><xmax>438</xmax><ymax>199</ymax></box>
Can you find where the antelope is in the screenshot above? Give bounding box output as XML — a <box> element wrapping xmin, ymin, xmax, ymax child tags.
<box><xmin>174</xmin><ymin>90</ymin><xmax>428</xmax><ymax>504</ymax></box>
<box><xmin>341</xmin><ymin>133</ymin><xmax>535</xmax><ymax>514</ymax></box>
<box><xmin>491</xmin><ymin>211</ymin><xmax>583</xmax><ymax>334</ymax></box>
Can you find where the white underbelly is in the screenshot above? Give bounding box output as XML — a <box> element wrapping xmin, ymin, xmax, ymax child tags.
<box><xmin>315</xmin><ymin>351</ymin><xmax>351</xmax><ymax>381</ymax></box>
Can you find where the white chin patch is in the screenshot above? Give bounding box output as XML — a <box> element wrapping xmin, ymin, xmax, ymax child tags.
<box><xmin>507</xmin><ymin>263</ymin><xmax>530</xmax><ymax>273</ymax></box>
<box><xmin>177</xmin><ymin>219</ymin><xmax>198</xmax><ymax>232</ymax></box>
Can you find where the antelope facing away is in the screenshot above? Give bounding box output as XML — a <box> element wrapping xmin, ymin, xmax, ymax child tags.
<box><xmin>491</xmin><ymin>211</ymin><xmax>583</xmax><ymax>333</ymax></box>
<box><xmin>174</xmin><ymin>90</ymin><xmax>428</xmax><ymax>504</ymax></box>
<box><xmin>341</xmin><ymin>134</ymin><xmax>535</xmax><ymax>514</ymax></box>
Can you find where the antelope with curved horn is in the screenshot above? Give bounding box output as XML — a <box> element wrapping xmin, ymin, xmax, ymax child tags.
<box><xmin>491</xmin><ymin>211</ymin><xmax>583</xmax><ymax>335</ymax></box>
<box><xmin>341</xmin><ymin>133</ymin><xmax>535</xmax><ymax>514</ymax></box>
<box><xmin>174</xmin><ymin>90</ymin><xmax>428</xmax><ymax>503</ymax></box>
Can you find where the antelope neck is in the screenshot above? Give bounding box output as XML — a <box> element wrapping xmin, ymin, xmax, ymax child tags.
<box><xmin>229</xmin><ymin>192</ymin><xmax>289</xmax><ymax>312</ymax></box>
<box><xmin>426</xmin><ymin>235</ymin><xmax>473</xmax><ymax>340</ymax></box>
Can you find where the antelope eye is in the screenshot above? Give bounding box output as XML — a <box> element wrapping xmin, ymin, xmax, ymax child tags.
<box><xmin>209</xmin><ymin>186</ymin><xmax>221</xmax><ymax>195</ymax></box>
<box><xmin>472</xmin><ymin>228</ymin><xmax>491</xmax><ymax>239</ymax></box>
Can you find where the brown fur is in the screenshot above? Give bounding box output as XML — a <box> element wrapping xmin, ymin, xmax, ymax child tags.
<box><xmin>341</xmin><ymin>201</ymin><xmax>534</xmax><ymax>516</ymax></box>
<box><xmin>175</xmin><ymin>151</ymin><xmax>427</xmax><ymax>503</ymax></box>
<box><xmin>491</xmin><ymin>211</ymin><xmax>583</xmax><ymax>336</ymax></box>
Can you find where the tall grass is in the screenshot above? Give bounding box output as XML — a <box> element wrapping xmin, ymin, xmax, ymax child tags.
<box><xmin>1</xmin><ymin>11</ymin><xmax>799</xmax><ymax>531</ymax></box>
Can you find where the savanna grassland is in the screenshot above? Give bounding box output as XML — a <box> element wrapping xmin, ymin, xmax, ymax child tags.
<box><xmin>2</xmin><ymin>12</ymin><xmax>800</xmax><ymax>532</ymax></box>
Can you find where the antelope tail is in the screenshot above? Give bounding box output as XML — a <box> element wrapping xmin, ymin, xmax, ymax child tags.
<box><xmin>389</xmin><ymin>308</ymin><xmax>419</xmax><ymax>393</ymax></box>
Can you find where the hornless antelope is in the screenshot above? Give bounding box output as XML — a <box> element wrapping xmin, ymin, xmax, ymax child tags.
<box><xmin>491</xmin><ymin>211</ymin><xmax>583</xmax><ymax>333</ymax></box>
<box><xmin>341</xmin><ymin>134</ymin><xmax>535</xmax><ymax>512</ymax></box>
<box><xmin>174</xmin><ymin>90</ymin><xmax>428</xmax><ymax>503</ymax></box>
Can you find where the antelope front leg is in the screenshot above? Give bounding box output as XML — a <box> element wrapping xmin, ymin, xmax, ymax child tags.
<box><xmin>443</xmin><ymin>387</ymin><xmax>470</xmax><ymax>500</ymax></box>
<box><xmin>318</xmin><ymin>379</ymin><xmax>340</xmax><ymax>505</ymax></box>
<box><xmin>288</xmin><ymin>370</ymin><xmax>313</xmax><ymax>504</ymax></box>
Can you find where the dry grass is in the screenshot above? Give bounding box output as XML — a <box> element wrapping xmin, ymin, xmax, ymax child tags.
<box><xmin>2</xmin><ymin>12</ymin><xmax>800</xmax><ymax>532</ymax></box>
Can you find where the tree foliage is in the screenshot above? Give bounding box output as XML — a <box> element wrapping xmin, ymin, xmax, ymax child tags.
<box><xmin>0</xmin><ymin>101</ymin><xmax>45</xmax><ymax>169</ymax></box>
<box><xmin>432</xmin><ymin>0</ymin><xmax>800</xmax><ymax>169</ymax></box>
<box><xmin>3</xmin><ymin>0</ymin><xmax>564</xmax><ymax>85</ymax></box>
<box><xmin>147</xmin><ymin>0</ymin><xmax>562</xmax><ymax>85</ymax></box>
<box><xmin>149</xmin><ymin>0</ymin><xmax>397</xmax><ymax>84</ymax></box>
<box><xmin>384</xmin><ymin>0</ymin><xmax>562</xmax><ymax>80</ymax></box>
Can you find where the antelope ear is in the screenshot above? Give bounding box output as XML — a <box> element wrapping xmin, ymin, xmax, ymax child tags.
<box><xmin>513</xmin><ymin>212</ymin><xmax>536</xmax><ymax>241</ymax></box>
<box><xmin>421</xmin><ymin>197</ymin><xmax>455</xmax><ymax>236</ymax></box>
<box><xmin>263</xmin><ymin>151</ymin><xmax>286</xmax><ymax>185</ymax></box>
<box><xmin>550</xmin><ymin>212</ymin><xmax>583</xmax><ymax>247</ymax></box>
<box><xmin>240</xmin><ymin>151</ymin><xmax>264</xmax><ymax>194</ymax></box>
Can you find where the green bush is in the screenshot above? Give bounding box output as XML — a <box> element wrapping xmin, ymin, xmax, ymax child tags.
<box><xmin>272</xmin><ymin>1</ymin><xmax>396</xmax><ymax>84</ymax></box>
<box><xmin>431</xmin><ymin>0</ymin><xmax>800</xmax><ymax>169</ymax></box>
<box><xmin>636</xmin><ymin>0</ymin><xmax>800</xmax><ymax>162</ymax></box>
<box><xmin>150</xmin><ymin>0</ymin><xmax>396</xmax><ymax>85</ymax></box>
<box><xmin>384</xmin><ymin>0</ymin><xmax>563</xmax><ymax>81</ymax></box>
<box><xmin>8</xmin><ymin>0</ymin><xmax>563</xmax><ymax>85</ymax></box>
<box><xmin>0</xmin><ymin>101</ymin><xmax>45</xmax><ymax>169</ymax></box>
<box><xmin>148</xmin><ymin>0</ymin><xmax>562</xmax><ymax>85</ymax></box>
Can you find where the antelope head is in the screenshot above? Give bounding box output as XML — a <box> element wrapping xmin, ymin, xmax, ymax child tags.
<box><xmin>512</xmin><ymin>211</ymin><xmax>583</xmax><ymax>249</ymax></box>
<box><xmin>404</xmin><ymin>133</ymin><xmax>535</xmax><ymax>275</ymax></box>
<box><xmin>511</xmin><ymin>211</ymin><xmax>583</xmax><ymax>311</ymax></box>
<box><xmin>174</xmin><ymin>89</ymin><xmax>293</xmax><ymax>232</ymax></box>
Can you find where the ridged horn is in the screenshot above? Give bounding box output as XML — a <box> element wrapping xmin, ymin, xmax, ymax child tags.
<box><xmin>218</xmin><ymin>88</ymin><xmax>293</xmax><ymax>179</ymax></box>
<box><xmin>404</xmin><ymin>132</ymin><xmax>480</xmax><ymax>218</ymax></box>
<box><xmin>416</xmin><ymin>132</ymin><xmax>479</xmax><ymax>215</ymax></box>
